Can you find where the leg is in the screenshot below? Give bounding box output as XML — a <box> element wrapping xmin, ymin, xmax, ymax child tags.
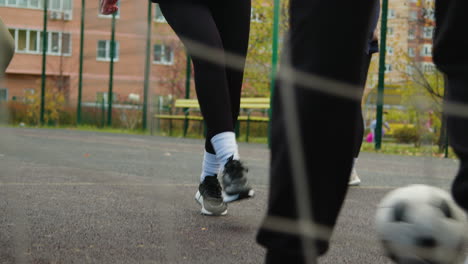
<box><xmin>159</xmin><ymin>1</ymin><xmax>231</xmax><ymax>215</ymax></box>
<box><xmin>257</xmin><ymin>0</ymin><xmax>375</xmax><ymax>261</ymax></box>
<box><xmin>0</xmin><ymin>18</ymin><xmax>14</xmax><ymax>75</ymax></box>
<box><xmin>205</xmin><ymin>0</ymin><xmax>254</xmax><ymax>203</ymax></box>
<box><xmin>349</xmin><ymin>53</ymin><xmax>372</xmax><ymax>186</ymax></box>
<box><xmin>159</xmin><ymin>1</ymin><xmax>234</xmax><ymax>154</ymax></box>
<box><xmin>354</xmin><ymin>53</ymin><xmax>372</xmax><ymax>158</ymax></box>
<box><xmin>433</xmin><ymin>0</ymin><xmax>468</xmax><ymax>211</ymax></box>
<box><xmin>209</xmin><ymin>0</ymin><xmax>251</xmax><ymax>128</ymax></box>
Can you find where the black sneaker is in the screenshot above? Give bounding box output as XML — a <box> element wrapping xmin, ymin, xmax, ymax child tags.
<box><xmin>221</xmin><ymin>157</ymin><xmax>255</xmax><ymax>203</ymax></box>
<box><xmin>195</xmin><ymin>175</ymin><xmax>227</xmax><ymax>216</ymax></box>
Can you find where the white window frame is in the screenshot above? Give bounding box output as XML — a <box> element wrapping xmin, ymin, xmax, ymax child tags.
<box><xmin>153</xmin><ymin>44</ymin><xmax>174</xmax><ymax>65</ymax></box>
<box><xmin>388</xmin><ymin>9</ymin><xmax>396</xmax><ymax>19</ymax></box>
<box><xmin>0</xmin><ymin>88</ymin><xmax>8</xmax><ymax>101</ymax></box>
<box><xmin>387</xmin><ymin>27</ymin><xmax>394</xmax><ymax>36</ymax></box>
<box><xmin>385</xmin><ymin>64</ymin><xmax>392</xmax><ymax>73</ymax></box>
<box><xmin>420</xmin><ymin>44</ymin><xmax>433</xmax><ymax>57</ymax></box>
<box><xmin>251</xmin><ymin>7</ymin><xmax>263</xmax><ymax>23</ymax></box>
<box><xmin>408</xmin><ymin>47</ymin><xmax>415</xmax><ymax>57</ymax></box>
<box><xmin>96</xmin><ymin>92</ymin><xmax>117</xmax><ymax>103</ymax></box>
<box><xmin>96</xmin><ymin>40</ymin><xmax>120</xmax><ymax>62</ymax></box>
<box><xmin>408</xmin><ymin>28</ymin><xmax>416</xmax><ymax>40</ymax></box>
<box><xmin>9</xmin><ymin>28</ymin><xmax>72</xmax><ymax>56</ymax></box>
<box><xmin>409</xmin><ymin>11</ymin><xmax>418</xmax><ymax>21</ymax></box>
<box><xmin>422</xmin><ymin>26</ymin><xmax>434</xmax><ymax>39</ymax></box>
<box><xmin>422</xmin><ymin>63</ymin><xmax>435</xmax><ymax>73</ymax></box>
<box><xmin>423</xmin><ymin>8</ymin><xmax>435</xmax><ymax>20</ymax></box>
<box><xmin>154</xmin><ymin>4</ymin><xmax>166</xmax><ymax>23</ymax></box>
<box><xmin>406</xmin><ymin>65</ymin><xmax>414</xmax><ymax>75</ymax></box>
<box><xmin>387</xmin><ymin>46</ymin><xmax>394</xmax><ymax>56</ymax></box>
<box><xmin>0</xmin><ymin>0</ymin><xmax>72</xmax><ymax>11</ymax></box>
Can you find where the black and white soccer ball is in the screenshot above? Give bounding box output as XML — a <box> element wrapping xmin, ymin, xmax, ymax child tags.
<box><xmin>375</xmin><ymin>184</ymin><xmax>468</xmax><ymax>264</ymax></box>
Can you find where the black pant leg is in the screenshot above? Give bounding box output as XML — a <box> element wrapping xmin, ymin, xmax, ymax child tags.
<box><xmin>354</xmin><ymin>53</ymin><xmax>372</xmax><ymax>158</ymax></box>
<box><xmin>434</xmin><ymin>0</ymin><xmax>468</xmax><ymax>211</ymax></box>
<box><xmin>257</xmin><ymin>0</ymin><xmax>375</xmax><ymax>261</ymax></box>
<box><xmin>446</xmin><ymin>78</ymin><xmax>468</xmax><ymax>211</ymax></box>
<box><xmin>159</xmin><ymin>1</ymin><xmax>234</xmax><ymax>154</ymax></box>
<box><xmin>206</xmin><ymin>0</ymin><xmax>251</xmax><ymax>152</ymax></box>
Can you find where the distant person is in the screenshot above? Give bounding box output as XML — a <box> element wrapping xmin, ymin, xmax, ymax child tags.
<box><xmin>369</xmin><ymin>116</ymin><xmax>391</xmax><ymax>142</ymax></box>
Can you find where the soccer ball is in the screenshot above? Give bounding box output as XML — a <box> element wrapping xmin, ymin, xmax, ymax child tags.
<box><xmin>375</xmin><ymin>184</ymin><xmax>468</xmax><ymax>264</ymax></box>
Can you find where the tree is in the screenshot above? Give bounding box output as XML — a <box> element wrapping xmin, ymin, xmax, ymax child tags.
<box><xmin>154</xmin><ymin>40</ymin><xmax>187</xmax><ymax>99</ymax></box>
<box><xmin>244</xmin><ymin>0</ymin><xmax>289</xmax><ymax>97</ymax></box>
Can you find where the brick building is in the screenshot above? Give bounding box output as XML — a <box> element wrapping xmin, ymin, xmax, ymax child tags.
<box><xmin>1</xmin><ymin>0</ymin><xmax>187</xmax><ymax>106</ymax></box>
<box><xmin>366</xmin><ymin>0</ymin><xmax>436</xmax><ymax>108</ymax></box>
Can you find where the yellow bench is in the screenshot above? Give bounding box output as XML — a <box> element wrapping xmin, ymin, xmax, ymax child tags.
<box><xmin>155</xmin><ymin>98</ymin><xmax>270</xmax><ymax>141</ymax></box>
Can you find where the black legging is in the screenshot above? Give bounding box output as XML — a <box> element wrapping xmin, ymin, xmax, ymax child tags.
<box><xmin>353</xmin><ymin>53</ymin><xmax>372</xmax><ymax>158</ymax></box>
<box><xmin>159</xmin><ymin>0</ymin><xmax>251</xmax><ymax>154</ymax></box>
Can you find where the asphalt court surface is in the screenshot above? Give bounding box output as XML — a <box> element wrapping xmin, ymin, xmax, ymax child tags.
<box><xmin>0</xmin><ymin>127</ymin><xmax>462</xmax><ymax>263</ymax></box>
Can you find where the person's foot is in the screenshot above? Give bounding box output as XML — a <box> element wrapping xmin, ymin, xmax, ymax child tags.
<box><xmin>195</xmin><ymin>175</ymin><xmax>227</xmax><ymax>216</ymax></box>
<box><xmin>221</xmin><ymin>157</ymin><xmax>255</xmax><ymax>203</ymax></box>
<box><xmin>348</xmin><ymin>167</ymin><xmax>361</xmax><ymax>186</ymax></box>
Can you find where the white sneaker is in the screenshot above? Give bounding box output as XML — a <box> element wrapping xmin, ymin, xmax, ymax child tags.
<box><xmin>348</xmin><ymin>168</ymin><xmax>361</xmax><ymax>186</ymax></box>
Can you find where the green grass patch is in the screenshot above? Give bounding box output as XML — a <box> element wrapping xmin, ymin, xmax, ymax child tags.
<box><xmin>2</xmin><ymin>123</ymin><xmax>457</xmax><ymax>159</ymax></box>
<box><xmin>361</xmin><ymin>142</ymin><xmax>457</xmax><ymax>159</ymax></box>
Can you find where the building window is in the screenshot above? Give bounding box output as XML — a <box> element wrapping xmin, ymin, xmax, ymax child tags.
<box><xmin>0</xmin><ymin>0</ymin><xmax>72</xmax><ymax>11</ymax></box>
<box><xmin>422</xmin><ymin>63</ymin><xmax>435</xmax><ymax>73</ymax></box>
<box><xmin>96</xmin><ymin>92</ymin><xmax>117</xmax><ymax>103</ymax></box>
<box><xmin>408</xmin><ymin>28</ymin><xmax>416</xmax><ymax>40</ymax></box>
<box><xmin>251</xmin><ymin>7</ymin><xmax>264</xmax><ymax>23</ymax></box>
<box><xmin>406</xmin><ymin>65</ymin><xmax>414</xmax><ymax>75</ymax></box>
<box><xmin>154</xmin><ymin>4</ymin><xmax>166</xmax><ymax>22</ymax></box>
<box><xmin>423</xmin><ymin>8</ymin><xmax>435</xmax><ymax>20</ymax></box>
<box><xmin>387</xmin><ymin>46</ymin><xmax>394</xmax><ymax>56</ymax></box>
<box><xmin>421</xmin><ymin>44</ymin><xmax>432</xmax><ymax>57</ymax></box>
<box><xmin>385</xmin><ymin>64</ymin><xmax>392</xmax><ymax>73</ymax></box>
<box><xmin>24</xmin><ymin>88</ymin><xmax>36</xmax><ymax>103</ymax></box>
<box><xmin>409</xmin><ymin>11</ymin><xmax>418</xmax><ymax>21</ymax></box>
<box><xmin>99</xmin><ymin>0</ymin><xmax>120</xmax><ymax>18</ymax></box>
<box><xmin>388</xmin><ymin>9</ymin><xmax>396</xmax><ymax>19</ymax></box>
<box><xmin>9</xmin><ymin>28</ymin><xmax>71</xmax><ymax>56</ymax></box>
<box><xmin>153</xmin><ymin>44</ymin><xmax>174</xmax><ymax>65</ymax></box>
<box><xmin>408</xmin><ymin>47</ymin><xmax>415</xmax><ymax>57</ymax></box>
<box><xmin>387</xmin><ymin>27</ymin><xmax>394</xmax><ymax>36</ymax></box>
<box><xmin>97</xmin><ymin>40</ymin><xmax>120</xmax><ymax>61</ymax></box>
<box><xmin>0</xmin><ymin>88</ymin><xmax>8</xmax><ymax>101</ymax></box>
<box><xmin>423</xmin><ymin>26</ymin><xmax>434</xmax><ymax>39</ymax></box>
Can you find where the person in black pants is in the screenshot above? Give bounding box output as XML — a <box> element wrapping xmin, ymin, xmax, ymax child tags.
<box><xmin>349</xmin><ymin>0</ymin><xmax>380</xmax><ymax>186</ymax></box>
<box><xmin>154</xmin><ymin>0</ymin><xmax>255</xmax><ymax>215</ymax></box>
<box><xmin>257</xmin><ymin>0</ymin><xmax>468</xmax><ymax>263</ymax></box>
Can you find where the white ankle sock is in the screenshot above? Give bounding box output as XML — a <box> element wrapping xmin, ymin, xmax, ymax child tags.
<box><xmin>200</xmin><ymin>151</ymin><xmax>219</xmax><ymax>182</ymax></box>
<box><xmin>353</xmin><ymin>158</ymin><xmax>358</xmax><ymax>168</ymax></box>
<box><xmin>210</xmin><ymin>132</ymin><xmax>240</xmax><ymax>168</ymax></box>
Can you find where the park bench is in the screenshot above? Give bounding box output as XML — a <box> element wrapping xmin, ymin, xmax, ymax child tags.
<box><xmin>154</xmin><ymin>98</ymin><xmax>270</xmax><ymax>142</ymax></box>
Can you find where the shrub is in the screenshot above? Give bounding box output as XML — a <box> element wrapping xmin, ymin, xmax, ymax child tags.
<box><xmin>393</xmin><ymin>126</ymin><xmax>421</xmax><ymax>145</ymax></box>
<box><xmin>5</xmin><ymin>101</ymin><xmax>29</xmax><ymax>124</ymax></box>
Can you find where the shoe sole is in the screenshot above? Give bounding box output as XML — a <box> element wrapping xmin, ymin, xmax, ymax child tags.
<box><xmin>223</xmin><ymin>189</ymin><xmax>255</xmax><ymax>203</ymax></box>
<box><xmin>195</xmin><ymin>191</ymin><xmax>227</xmax><ymax>216</ymax></box>
<box><xmin>348</xmin><ymin>179</ymin><xmax>361</xmax><ymax>186</ymax></box>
